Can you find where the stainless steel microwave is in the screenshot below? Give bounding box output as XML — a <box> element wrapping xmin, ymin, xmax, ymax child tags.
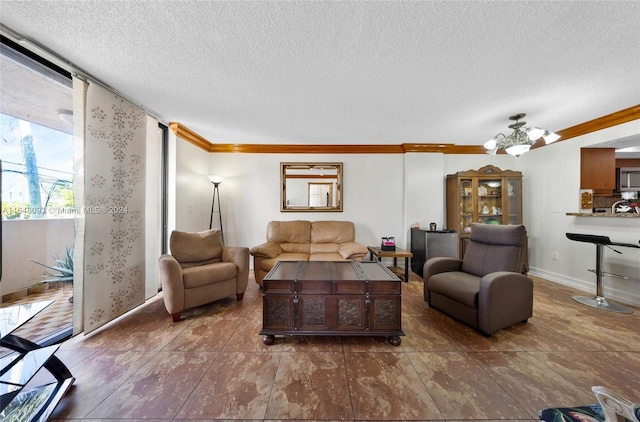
<box><xmin>620</xmin><ymin>167</ymin><xmax>640</xmax><ymax>191</ymax></box>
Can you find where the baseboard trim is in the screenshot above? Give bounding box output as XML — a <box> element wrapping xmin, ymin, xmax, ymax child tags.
<box><xmin>529</xmin><ymin>267</ymin><xmax>640</xmax><ymax>309</ymax></box>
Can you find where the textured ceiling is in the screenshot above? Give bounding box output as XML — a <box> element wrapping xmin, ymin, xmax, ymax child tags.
<box><xmin>1</xmin><ymin>1</ymin><xmax>639</xmax><ymax>147</ymax></box>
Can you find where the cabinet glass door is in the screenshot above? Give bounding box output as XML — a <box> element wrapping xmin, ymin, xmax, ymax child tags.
<box><xmin>459</xmin><ymin>178</ymin><xmax>473</xmax><ymax>233</ymax></box>
<box><xmin>478</xmin><ymin>178</ymin><xmax>503</xmax><ymax>225</ymax></box>
<box><xmin>506</xmin><ymin>178</ymin><xmax>522</xmax><ymax>224</ymax></box>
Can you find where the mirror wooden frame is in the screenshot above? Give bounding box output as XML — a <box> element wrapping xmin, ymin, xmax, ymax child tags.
<box><xmin>281</xmin><ymin>162</ymin><xmax>343</xmax><ymax>212</ymax></box>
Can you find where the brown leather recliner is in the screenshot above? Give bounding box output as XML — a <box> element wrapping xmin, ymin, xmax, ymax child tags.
<box><xmin>159</xmin><ymin>229</ymin><xmax>249</xmax><ymax>322</ymax></box>
<box><xmin>423</xmin><ymin>223</ymin><xmax>533</xmax><ymax>336</ymax></box>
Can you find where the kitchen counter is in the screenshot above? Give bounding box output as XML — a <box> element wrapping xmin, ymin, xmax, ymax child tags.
<box><xmin>566</xmin><ymin>212</ymin><xmax>640</xmax><ymax>218</ymax></box>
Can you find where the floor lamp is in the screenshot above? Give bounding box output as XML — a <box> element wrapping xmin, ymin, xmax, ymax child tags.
<box><xmin>208</xmin><ymin>175</ymin><xmax>224</xmax><ymax>245</ymax></box>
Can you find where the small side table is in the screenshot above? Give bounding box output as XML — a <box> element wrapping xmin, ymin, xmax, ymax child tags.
<box><xmin>566</xmin><ymin>233</ymin><xmax>640</xmax><ymax>314</ymax></box>
<box><xmin>367</xmin><ymin>246</ymin><xmax>413</xmax><ymax>282</ymax></box>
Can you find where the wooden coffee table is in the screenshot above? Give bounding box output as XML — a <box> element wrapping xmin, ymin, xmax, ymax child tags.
<box><xmin>260</xmin><ymin>260</ymin><xmax>404</xmax><ymax>346</ymax></box>
<box><xmin>367</xmin><ymin>246</ymin><xmax>413</xmax><ymax>282</ymax></box>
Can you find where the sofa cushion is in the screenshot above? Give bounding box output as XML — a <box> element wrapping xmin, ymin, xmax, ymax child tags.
<box><xmin>427</xmin><ymin>271</ymin><xmax>480</xmax><ymax>308</ymax></box>
<box><xmin>310</xmin><ymin>243</ymin><xmax>340</xmax><ymax>254</ymax></box>
<box><xmin>309</xmin><ymin>252</ymin><xmax>347</xmax><ymax>261</ymax></box>
<box><xmin>267</xmin><ymin>220</ymin><xmax>311</xmax><ymax>244</ymax></box>
<box><xmin>170</xmin><ymin>229</ymin><xmax>222</xmax><ymax>264</ymax></box>
<box><xmin>258</xmin><ymin>253</ymin><xmax>310</xmax><ymax>272</ymax></box>
<box><xmin>281</xmin><ymin>243</ymin><xmax>311</xmax><ymax>254</ymax></box>
<box><xmin>182</xmin><ymin>261</ymin><xmax>237</xmax><ymax>289</ymax></box>
<box><xmin>311</xmin><ymin>221</ymin><xmax>355</xmax><ymax>244</ymax></box>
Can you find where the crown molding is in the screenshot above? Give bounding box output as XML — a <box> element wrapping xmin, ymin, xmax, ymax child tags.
<box><xmin>557</xmin><ymin>104</ymin><xmax>640</xmax><ymax>141</ymax></box>
<box><xmin>402</xmin><ymin>143</ymin><xmax>488</xmax><ymax>154</ymax></box>
<box><xmin>171</xmin><ymin>104</ymin><xmax>640</xmax><ymax>155</ymax></box>
<box><xmin>169</xmin><ymin>122</ymin><xmax>213</xmax><ymax>152</ymax></box>
<box><xmin>531</xmin><ymin>104</ymin><xmax>640</xmax><ymax>150</ymax></box>
<box><xmin>208</xmin><ymin>143</ymin><xmax>404</xmax><ymax>154</ymax></box>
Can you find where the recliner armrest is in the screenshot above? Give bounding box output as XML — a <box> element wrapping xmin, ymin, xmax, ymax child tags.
<box><xmin>159</xmin><ymin>254</ymin><xmax>185</xmax><ymax>315</ymax></box>
<box><xmin>249</xmin><ymin>241</ymin><xmax>282</xmax><ymax>259</ymax></box>
<box><xmin>477</xmin><ymin>271</ymin><xmax>533</xmax><ymax>334</ymax></box>
<box><xmin>423</xmin><ymin>257</ymin><xmax>464</xmax><ymax>303</ymax></box>
<box><xmin>479</xmin><ymin>271</ymin><xmax>532</xmax><ymax>294</ymax></box>
<box><xmin>222</xmin><ymin>246</ymin><xmax>250</xmax><ymax>293</ymax></box>
<box><xmin>424</xmin><ymin>257</ymin><xmax>463</xmax><ymax>280</ymax></box>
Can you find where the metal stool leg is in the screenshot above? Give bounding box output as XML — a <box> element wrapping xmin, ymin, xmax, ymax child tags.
<box><xmin>572</xmin><ymin>244</ymin><xmax>632</xmax><ymax>314</ymax></box>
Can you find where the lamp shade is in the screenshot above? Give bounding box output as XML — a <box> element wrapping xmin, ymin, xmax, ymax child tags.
<box><xmin>505</xmin><ymin>144</ymin><xmax>531</xmax><ymax>157</ymax></box>
<box><xmin>484</xmin><ymin>138</ymin><xmax>497</xmax><ymax>150</ymax></box>
<box><xmin>543</xmin><ymin>131</ymin><xmax>561</xmax><ymax>144</ymax></box>
<box><xmin>525</xmin><ymin>127</ymin><xmax>545</xmax><ymax>141</ymax></box>
<box><xmin>208</xmin><ymin>175</ymin><xmax>224</xmax><ymax>184</ymax></box>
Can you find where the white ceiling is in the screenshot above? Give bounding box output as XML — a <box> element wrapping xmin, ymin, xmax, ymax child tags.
<box><xmin>1</xmin><ymin>1</ymin><xmax>639</xmax><ymax>147</ymax></box>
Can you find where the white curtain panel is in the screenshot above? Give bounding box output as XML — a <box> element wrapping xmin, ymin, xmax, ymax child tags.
<box><xmin>72</xmin><ymin>76</ymin><xmax>87</xmax><ymax>335</ymax></box>
<box><xmin>83</xmin><ymin>82</ymin><xmax>147</xmax><ymax>333</ymax></box>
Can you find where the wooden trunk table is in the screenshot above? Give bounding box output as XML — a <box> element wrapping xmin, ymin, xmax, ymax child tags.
<box><xmin>260</xmin><ymin>260</ymin><xmax>404</xmax><ymax>346</ymax></box>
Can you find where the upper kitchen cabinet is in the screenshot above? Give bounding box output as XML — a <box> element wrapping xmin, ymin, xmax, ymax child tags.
<box><xmin>580</xmin><ymin>148</ymin><xmax>615</xmax><ymax>195</ymax></box>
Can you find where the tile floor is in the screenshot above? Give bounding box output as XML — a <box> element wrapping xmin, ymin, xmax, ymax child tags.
<box><xmin>24</xmin><ymin>271</ymin><xmax>640</xmax><ymax>421</ymax></box>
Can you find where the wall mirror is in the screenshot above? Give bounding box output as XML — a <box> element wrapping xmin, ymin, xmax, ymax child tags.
<box><xmin>281</xmin><ymin>162</ymin><xmax>343</xmax><ymax>212</ymax></box>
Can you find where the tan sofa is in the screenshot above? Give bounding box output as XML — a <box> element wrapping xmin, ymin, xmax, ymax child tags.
<box><xmin>159</xmin><ymin>229</ymin><xmax>249</xmax><ymax>321</ymax></box>
<box><xmin>250</xmin><ymin>220</ymin><xmax>368</xmax><ymax>286</ymax></box>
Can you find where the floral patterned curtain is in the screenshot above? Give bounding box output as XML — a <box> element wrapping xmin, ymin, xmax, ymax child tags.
<box><xmin>82</xmin><ymin>82</ymin><xmax>149</xmax><ymax>333</ymax></box>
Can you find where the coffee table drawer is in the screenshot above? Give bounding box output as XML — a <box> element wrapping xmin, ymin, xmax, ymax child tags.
<box><xmin>263</xmin><ymin>279</ymin><xmax>293</xmax><ymax>294</ymax></box>
<box><xmin>368</xmin><ymin>280</ymin><xmax>401</xmax><ymax>294</ymax></box>
<box><xmin>332</xmin><ymin>280</ymin><xmax>366</xmax><ymax>294</ymax></box>
<box><xmin>295</xmin><ymin>280</ymin><xmax>331</xmax><ymax>294</ymax></box>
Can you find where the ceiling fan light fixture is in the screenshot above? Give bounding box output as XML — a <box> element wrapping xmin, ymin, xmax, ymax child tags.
<box><xmin>484</xmin><ymin>113</ymin><xmax>559</xmax><ymax>157</ymax></box>
<box><xmin>484</xmin><ymin>138</ymin><xmax>497</xmax><ymax>150</ymax></box>
<box><xmin>543</xmin><ymin>131</ymin><xmax>561</xmax><ymax>144</ymax></box>
<box><xmin>505</xmin><ymin>144</ymin><xmax>531</xmax><ymax>157</ymax></box>
<box><xmin>525</xmin><ymin>127</ymin><xmax>545</xmax><ymax>141</ymax></box>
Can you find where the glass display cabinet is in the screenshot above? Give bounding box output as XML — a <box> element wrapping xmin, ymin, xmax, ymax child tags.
<box><xmin>446</xmin><ymin>165</ymin><xmax>523</xmax><ymax>258</ymax></box>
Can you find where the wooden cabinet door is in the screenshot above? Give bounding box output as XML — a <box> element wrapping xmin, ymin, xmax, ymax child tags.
<box><xmin>581</xmin><ymin>148</ymin><xmax>615</xmax><ymax>193</ymax></box>
<box><xmin>505</xmin><ymin>177</ymin><xmax>522</xmax><ymax>225</ymax></box>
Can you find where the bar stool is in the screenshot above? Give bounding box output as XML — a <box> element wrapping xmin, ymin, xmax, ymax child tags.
<box><xmin>566</xmin><ymin>233</ymin><xmax>639</xmax><ymax>314</ymax></box>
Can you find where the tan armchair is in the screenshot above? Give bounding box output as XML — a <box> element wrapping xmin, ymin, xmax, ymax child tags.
<box><xmin>423</xmin><ymin>223</ymin><xmax>533</xmax><ymax>336</ymax></box>
<box><xmin>159</xmin><ymin>229</ymin><xmax>249</xmax><ymax>322</ymax></box>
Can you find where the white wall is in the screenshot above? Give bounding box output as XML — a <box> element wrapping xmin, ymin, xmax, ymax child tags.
<box><xmin>1</xmin><ymin>218</ymin><xmax>75</xmax><ymax>296</ymax></box>
<box><xmin>173</xmin><ymin>136</ymin><xmax>214</xmax><ymax>234</ymax></box>
<box><xmin>519</xmin><ymin>120</ymin><xmax>640</xmax><ymax>307</ymax></box>
<box><xmin>206</xmin><ymin>150</ymin><xmax>521</xmax><ymax>253</ymax></box>
<box><xmin>209</xmin><ymin>153</ymin><xmax>405</xmax><ymax>251</ymax></box>
<box><xmin>172</xmin><ymin>121</ymin><xmax>640</xmax><ymax>307</ymax></box>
